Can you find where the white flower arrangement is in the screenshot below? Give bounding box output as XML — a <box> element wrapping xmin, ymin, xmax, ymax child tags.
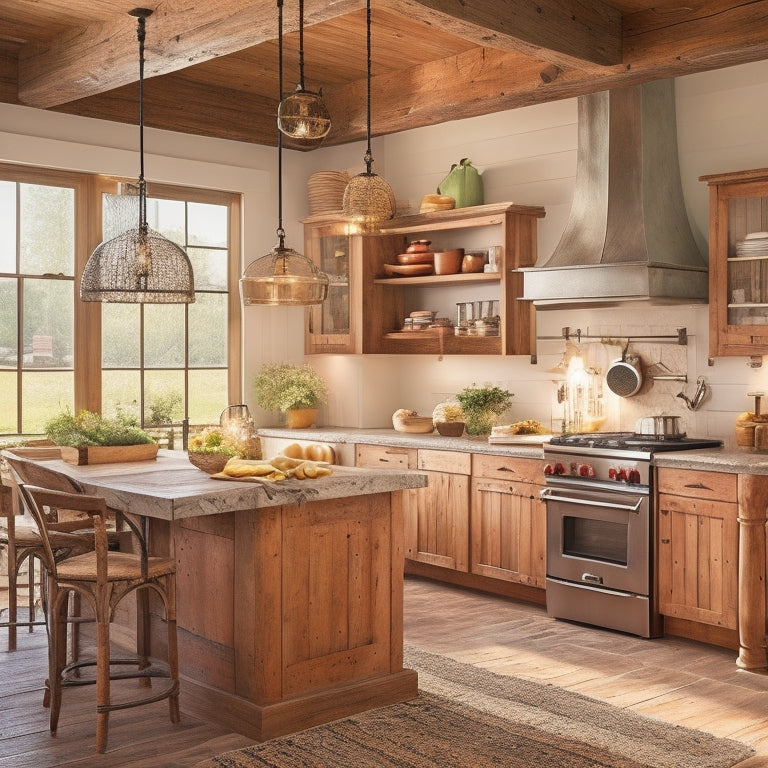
<box><xmin>432</xmin><ymin>401</ymin><xmax>465</xmax><ymax>425</ymax></box>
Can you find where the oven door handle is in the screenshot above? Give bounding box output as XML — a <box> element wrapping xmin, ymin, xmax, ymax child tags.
<box><xmin>539</xmin><ymin>487</ymin><xmax>644</xmax><ymax>513</ymax></box>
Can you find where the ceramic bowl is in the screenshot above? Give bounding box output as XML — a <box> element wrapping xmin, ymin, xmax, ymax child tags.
<box><xmin>433</xmin><ymin>249</ymin><xmax>464</xmax><ymax>275</ymax></box>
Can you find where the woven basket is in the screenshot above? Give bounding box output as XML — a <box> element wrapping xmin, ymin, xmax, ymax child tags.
<box><xmin>188</xmin><ymin>451</ymin><xmax>231</xmax><ymax>474</ymax></box>
<box><xmin>307</xmin><ymin>171</ymin><xmax>350</xmax><ymax>215</ymax></box>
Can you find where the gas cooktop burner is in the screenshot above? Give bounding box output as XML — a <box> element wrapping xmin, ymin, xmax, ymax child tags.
<box><xmin>548</xmin><ymin>432</ymin><xmax>723</xmax><ymax>452</ymax></box>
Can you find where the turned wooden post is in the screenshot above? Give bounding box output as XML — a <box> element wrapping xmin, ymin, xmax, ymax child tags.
<box><xmin>736</xmin><ymin>473</ymin><xmax>768</xmax><ymax>670</ymax></box>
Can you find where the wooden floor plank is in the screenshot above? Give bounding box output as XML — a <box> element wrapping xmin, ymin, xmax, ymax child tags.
<box><xmin>1</xmin><ymin>575</ymin><xmax>767</xmax><ymax>765</ymax></box>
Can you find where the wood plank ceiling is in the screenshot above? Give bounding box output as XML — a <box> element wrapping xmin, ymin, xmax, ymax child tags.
<box><xmin>1</xmin><ymin>0</ymin><xmax>768</xmax><ymax>149</ymax></box>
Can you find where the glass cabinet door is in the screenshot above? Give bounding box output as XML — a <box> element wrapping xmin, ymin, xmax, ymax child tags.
<box><xmin>305</xmin><ymin>220</ymin><xmax>355</xmax><ymax>353</ymax></box>
<box><xmin>702</xmin><ymin>169</ymin><xmax>768</xmax><ymax>358</ymax></box>
<box><xmin>725</xmin><ymin>195</ymin><xmax>768</xmax><ymax>327</ymax></box>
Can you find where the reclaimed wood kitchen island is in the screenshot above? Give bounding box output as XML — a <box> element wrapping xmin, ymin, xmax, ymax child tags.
<box><xmin>21</xmin><ymin>449</ymin><xmax>427</xmax><ymax>741</ymax></box>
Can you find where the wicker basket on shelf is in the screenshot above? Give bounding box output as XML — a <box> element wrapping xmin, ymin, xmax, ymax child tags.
<box><xmin>187</xmin><ymin>452</ymin><xmax>231</xmax><ymax>474</ymax></box>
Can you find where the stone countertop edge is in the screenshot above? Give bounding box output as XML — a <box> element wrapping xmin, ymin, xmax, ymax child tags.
<box><xmin>258</xmin><ymin>427</ymin><xmax>768</xmax><ymax>475</ymax></box>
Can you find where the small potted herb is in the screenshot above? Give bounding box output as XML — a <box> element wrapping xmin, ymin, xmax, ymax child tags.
<box><xmin>455</xmin><ymin>384</ymin><xmax>514</xmax><ymax>435</ymax></box>
<box><xmin>44</xmin><ymin>409</ymin><xmax>157</xmax><ymax>465</ymax></box>
<box><xmin>253</xmin><ymin>363</ymin><xmax>328</xmax><ymax>428</ymax></box>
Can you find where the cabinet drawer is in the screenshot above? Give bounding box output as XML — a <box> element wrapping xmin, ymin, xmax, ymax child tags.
<box><xmin>656</xmin><ymin>468</ymin><xmax>736</xmax><ymax>502</ymax></box>
<box><xmin>355</xmin><ymin>444</ymin><xmax>417</xmax><ymax>470</ymax></box>
<box><xmin>472</xmin><ymin>454</ymin><xmax>544</xmax><ymax>484</ymax></box>
<box><xmin>418</xmin><ymin>449</ymin><xmax>471</xmax><ymax>475</ymax></box>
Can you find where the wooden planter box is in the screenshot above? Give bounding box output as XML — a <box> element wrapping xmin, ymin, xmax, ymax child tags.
<box><xmin>59</xmin><ymin>443</ymin><xmax>159</xmax><ymax>466</ymax></box>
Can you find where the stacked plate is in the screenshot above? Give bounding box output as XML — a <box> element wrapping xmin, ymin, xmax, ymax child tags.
<box><xmin>736</xmin><ymin>231</ymin><xmax>768</xmax><ymax>257</ymax></box>
<box><xmin>307</xmin><ymin>171</ymin><xmax>350</xmax><ymax>215</ymax></box>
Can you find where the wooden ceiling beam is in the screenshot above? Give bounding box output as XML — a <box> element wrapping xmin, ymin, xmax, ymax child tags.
<box><xmin>17</xmin><ymin>0</ymin><xmax>365</xmax><ymax>109</ymax></box>
<box><xmin>389</xmin><ymin>0</ymin><xmax>622</xmax><ymax>67</ymax></box>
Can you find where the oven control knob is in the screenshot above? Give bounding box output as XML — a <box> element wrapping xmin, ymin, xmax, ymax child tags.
<box><xmin>617</xmin><ymin>467</ymin><xmax>629</xmax><ymax>482</ymax></box>
<box><xmin>608</xmin><ymin>466</ymin><xmax>618</xmax><ymax>480</ymax></box>
<box><xmin>554</xmin><ymin>462</ymin><xmax>565</xmax><ymax>475</ymax></box>
<box><xmin>544</xmin><ymin>463</ymin><xmax>554</xmax><ymax>475</ymax></box>
<box><xmin>578</xmin><ymin>463</ymin><xmax>595</xmax><ymax>478</ymax></box>
<box><xmin>628</xmin><ymin>468</ymin><xmax>641</xmax><ymax>484</ymax></box>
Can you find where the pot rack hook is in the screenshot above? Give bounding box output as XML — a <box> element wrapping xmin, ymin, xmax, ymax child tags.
<box><xmin>677</xmin><ymin>376</ymin><xmax>708</xmax><ymax>411</ymax></box>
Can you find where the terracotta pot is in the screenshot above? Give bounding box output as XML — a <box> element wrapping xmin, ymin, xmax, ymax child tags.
<box><xmin>286</xmin><ymin>408</ymin><xmax>318</xmax><ymax>428</ymax></box>
<box><xmin>433</xmin><ymin>249</ymin><xmax>464</xmax><ymax>275</ymax></box>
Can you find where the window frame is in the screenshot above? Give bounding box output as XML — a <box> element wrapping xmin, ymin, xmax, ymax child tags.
<box><xmin>0</xmin><ymin>162</ymin><xmax>242</xmax><ymax>434</ymax></box>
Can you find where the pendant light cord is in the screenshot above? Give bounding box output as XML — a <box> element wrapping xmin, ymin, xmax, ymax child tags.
<box><xmin>298</xmin><ymin>0</ymin><xmax>305</xmax><ymax>91</ymax></box>
<box><xmin>277</xmin><ymin>0</ymin><xmax>286</xmax><ymax>249</ymax></box>
<box><xmin>364</xmin><ymin>0</ymin><xmax>373</xmax><ymax>173</ymax></box>
<box><xmin>130</xmin><ymin>8</ymin><xmax>151</xmax><ymax>232</ymax></box>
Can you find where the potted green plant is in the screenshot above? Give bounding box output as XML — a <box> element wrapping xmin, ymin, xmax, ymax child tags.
<box><xmin>44</xmin><ymin>409</ymin><xmax>158</xmax><ymax>465</ymax></box>
<box><xmin>253</xmin><ymin>363</ymin><xmax>328</xmax><ymax>428</ymax></box>
<box><xmin>455</xmin><ymin>384</ymin><xmax>514</xmax><ymax>436</ymax></box>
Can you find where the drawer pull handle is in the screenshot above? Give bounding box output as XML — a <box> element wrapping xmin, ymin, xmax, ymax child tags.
<box><xmin>684</xmin><ymin>482</ymin><xmax>712</xmax><ymax>490</ymax></box>
<box><xmin>661</xmin><ymin>538</ymin><xmax>670</xmax><ymax>544</ymax></box>
<box><xmin>497</xmin><ymin>466</ymin><xmax>515</xmax><ymax>473</ymax></box>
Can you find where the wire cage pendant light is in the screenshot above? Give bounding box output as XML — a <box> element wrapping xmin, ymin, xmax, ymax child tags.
<box><xmin>81</xmin><ymin>8</ymin><xmax>195</xmax><ymax>304</ymax></box>
<box><xmin>240</xmin><ymin>0</ymin><xmax>329</xmax><ymax>307</ymax></box>
<box><xmin>342</xmin><ymin>0</ymin><xmax>395</xmax><ymax>230</ymax></box>
<box><xmin>277</xmin><ymin>0</ymin><xmax>331</xmax><ymax>142</ymax></box>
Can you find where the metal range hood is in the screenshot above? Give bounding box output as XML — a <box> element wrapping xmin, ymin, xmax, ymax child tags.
<box><xmin>521</xmin><ymin>79</ymin><xmax>708</xmax><ymax>305</ymax></box>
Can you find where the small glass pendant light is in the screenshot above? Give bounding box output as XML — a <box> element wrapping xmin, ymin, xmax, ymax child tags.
<box><xmin>342</xmin><ymin>0</ymin><xmax>395</xmax><ymax>231</ymax></box>
<box><xmin>81</xmin><ymin>8</ymin><xmax>194</xmax><ymax>304</ymax></box>
<box><xmin>240</xmin><ymin>0</ymin><xmax>329</xmax><ymax>307</ymax></box>
<box><xmin>277</xmin><ymin>0</ymin><xmax>331</xmax><ymax>142</ymax></box>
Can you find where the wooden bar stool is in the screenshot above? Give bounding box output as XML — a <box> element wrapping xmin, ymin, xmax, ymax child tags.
<box><xmin>1</xmin><ymin>453</ymin><xmax>98</xmax><ymax>653</ymax></box>
<box><xmin>18</xmin><ymin>483</ymin><xmax>180</xmax><ymax>753</ymax></box>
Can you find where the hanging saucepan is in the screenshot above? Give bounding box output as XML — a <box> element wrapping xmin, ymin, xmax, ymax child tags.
<box><xmin>605</xmin><ymin>342</ymin><xmax>643</xmax><ymax>397</ymax></box>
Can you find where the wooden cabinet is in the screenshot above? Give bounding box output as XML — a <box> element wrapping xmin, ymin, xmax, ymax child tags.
<box><xmin>355</xmin><ymin>444</ymin><xmax>546</xmax><ymax>591</ymax></box>
<box><xmin>354</xmin><ymin>445</ymin><xmax>470</xmax><ymax>571</ymax></box>
<box><xmin>470</xmin><ymin>454</ymin><xmax>546</xmax><ymax>587</ymax></box>
<box><xmin>701</xmin><ymin>168</ymin><xmax>768</xmax><ymax>357</ymax></box>
<box><xmin>305</xmin><ymin>202</ymin><xmax>544</xmax><ymax>356</ymax></box>
<box><xmin>656</xmin><ymin>467</ymin><xmax>739</xmax><ymax>630</ymax></box>
<box><xmin>303</xmin><ymin>216</ymin><xmax>405</xmax><ymax>354</ymax></box>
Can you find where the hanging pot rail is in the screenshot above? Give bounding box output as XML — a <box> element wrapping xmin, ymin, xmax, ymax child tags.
<box><xmin>537</xmin><ymin>327</ymin><xmax>688</xmax><ymax>345</ymax></box>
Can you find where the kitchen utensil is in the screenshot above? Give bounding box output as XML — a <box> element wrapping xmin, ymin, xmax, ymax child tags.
<box><xmin>461</xmin><ymin>251</ymin><xmax>486</xmax><ymax>273</ymax></box>
<box><xmin>406</xmin><ymin>240</ymin><xmax>431</xmax><ymax>253</ymax></box>
<box><xmin>606</xmin><ymin>343</ymin><xmax>643</xmax><ymax>397</ymax></box>
<box><xmin>635</xmin><ymin>415</ymin><xmax>682</xmax><ymax>437</ymax></box>
<box><xmin>383</xmin><ymin>263</ymin><xmax>434</xmax><ymax>276</ymax></box>
<box><xmin>433</xmin><ymin>249</ymin><xmax>463</xmax><ymax>275</ymax></box>
<box><xmin>397</xmin><ymin>251</ymin><xmax>435</xmax><ymax>265</ymax></box>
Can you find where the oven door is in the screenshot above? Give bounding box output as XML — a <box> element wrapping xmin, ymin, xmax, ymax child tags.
<box><xmin>542</xmin><ymin>482</ymin><xmax>649</xmax><ymax>596</ymax></box>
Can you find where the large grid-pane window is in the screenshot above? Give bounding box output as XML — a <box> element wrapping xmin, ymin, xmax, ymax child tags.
<box><xmin>0</xmin><ymin>175</ymin><xmax>77</xmax><ymax>434</ymax></box>
<box><xmin>100</xmin><ymin>192</ymin><xmax>235</xmax><ymax>429</ymax></box>
<box><xmin>0</xmin><ymin>164</ymin><xmax>241</xmax><ymax>438</ymax></box>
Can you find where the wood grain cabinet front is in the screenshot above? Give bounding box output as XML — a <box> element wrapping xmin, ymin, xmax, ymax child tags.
<box><xmin>355</xmin><ymin>445</ymin><xmax>471</xmax><ymax>571</ymax></box>
<box><xmin>656</xmin><ymin>468</ymin><xmax>739</xmax><ymax>631</ymax></box>
<box><xmin>470</xmin><ymin>455</ymin><xmax>546</xmax><ymax>587</ymax></box>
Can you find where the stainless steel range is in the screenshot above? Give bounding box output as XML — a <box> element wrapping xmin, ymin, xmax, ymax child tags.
<box><xmin>541</xmin><ymin>431</ymin><xmax>722</xmax><ymax>637</ymax></box>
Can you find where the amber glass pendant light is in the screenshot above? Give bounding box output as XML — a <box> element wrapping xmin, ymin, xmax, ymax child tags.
<box><xmin>240</xmin><ymin>0</ymin><xmax>329</xmax><ymax>306</ymax></box>
<box><xmin>81</xmin><ymin>9</ymin><xmax>194</xmax><ymax>304</ymax></box>
<box><xmin>342</xmin><ymin>0</ymin><xmax>395</xmax><ymax>230</ymax></box>
<box><xmin>277</xmin><ymin>0</ymin><xmax>331</xmax><ymax>142</ymax></box>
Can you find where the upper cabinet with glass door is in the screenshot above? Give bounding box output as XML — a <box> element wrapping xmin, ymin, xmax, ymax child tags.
<box><xmin>701</xmin><ymin>168</ymin><xmax>768</xmax><ymax>357</ymax></box>
<box><xmin>303</xmin><ymin>215</ymin><xmax>405</xmax><ymax>354</ymax></box>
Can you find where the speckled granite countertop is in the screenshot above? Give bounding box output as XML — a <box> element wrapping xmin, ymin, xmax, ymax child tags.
<box><xmin>258</xmin><ymin>427</ymin><xmax>768</xmax><ymax>474</ymax></box>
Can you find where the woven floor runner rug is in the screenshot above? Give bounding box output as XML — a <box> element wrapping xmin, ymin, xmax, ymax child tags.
<box><xmin>194</xmin><ymin>645</ymin><xmax>754</xmax><ymax>768</ymax></box>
